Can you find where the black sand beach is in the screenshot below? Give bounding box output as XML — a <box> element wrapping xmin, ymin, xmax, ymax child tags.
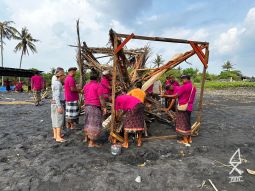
<box><xmin>0</xmin><ymin>89</ymin><xmax>255</xmax><ymax>191</ymax></box>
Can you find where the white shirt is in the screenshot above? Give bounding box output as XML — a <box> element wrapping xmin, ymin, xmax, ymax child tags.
<box><xmin>153</xmin><ymin>80</ymin><xmax>162</xmax><ymax>94</ymax></box>
<box><xmin>51</xmin><ymin>75</ymin><xmax>57</xmax><ymax>91</ymax></box>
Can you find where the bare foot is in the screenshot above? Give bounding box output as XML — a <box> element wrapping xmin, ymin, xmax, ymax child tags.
<box><xmin>177</xmin><ymin>140</ymin><xmax>188</xmax><ymax>145</ymax></box>
<box><xmin>56</xmin><ymin>138</ymin><xmax>66</xmax><ymax>142</ymax></box>
<box><xmin>137</xmin><ymin>142</ymin><xmax>142</xmax><ymax>147</ymax></box>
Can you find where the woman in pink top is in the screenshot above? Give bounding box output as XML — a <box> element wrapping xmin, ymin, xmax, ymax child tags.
<box><xmin>83</xmin><ymin>71</ymin><xmax>106</xmax><ymax>147</ymax></box>
<box><xmin>164</xmin><ymin>75</ymin><xmax>180</xmax><ymax>108</ymax></box>
<box><xmin>100</xmin><ymin>70</ymin><xmax>112</xmax><ymax>101</ymax></box>
<box><xmin>161</xmin><ymin>75</ymin><xmax>196</xmax><ymax>145</ymax></box>
<box><xmin>115</xmin><ymin>95</ymin><xmax>144</xmax><ymax>148</ymax></box>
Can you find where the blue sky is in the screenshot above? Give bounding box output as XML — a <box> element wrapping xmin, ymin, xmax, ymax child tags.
<box><xmin>1</xmin><ymin>0</ymin><xmax>255</xmax><ymax>76</ymax></box>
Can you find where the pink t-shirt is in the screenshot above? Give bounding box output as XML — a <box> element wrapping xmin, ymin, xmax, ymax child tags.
<box><xmin>115</xmin><ymin>95</ymin><xmax>141</xmax><ymax>111</ymax></box>
<box><xmin>166</xmin><ymin>80</ymin><xmax>180</xmax><ymax>95</ymax></box>
<box><xmin>177</xmin><ymin>81</ymin><xmax>196</xmax><ymax>111</ymax></box>
<box><xmin>64</xmin><ymin>75</ymin><xmax>79</xmax><ymax>102</ymax></box>
<box><xmin>83</xmin><ymin>80</ymin><xmax>104</xmax><ymax>107</ymax></box>
<box><xmin>100</xmin><ymin>76</ymin><xmax>111</xmax><ymax>99</ymax></box>
<box><xmin>31</xmin><ymin>75</ymin><xmax>43</xmax><ymax>91</ymax></box>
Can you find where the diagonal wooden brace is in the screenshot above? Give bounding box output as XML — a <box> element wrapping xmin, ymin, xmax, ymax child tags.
<box><xmin>189</xmin><ymin>41</ymin><xmax>208</xmax><ymax>68</ymax></box>
<box><xmin>114</xmin><ymin>33</ymin><xmax>134</xmax><ymax>54</ymax></box>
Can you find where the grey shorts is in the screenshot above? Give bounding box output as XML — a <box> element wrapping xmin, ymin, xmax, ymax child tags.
<box><xmin>51</xmin><ymin>104</ymin><xmax>64</xmax><ymax>128</ymax></box>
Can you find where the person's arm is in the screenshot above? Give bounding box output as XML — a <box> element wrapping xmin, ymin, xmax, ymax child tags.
<box><xmin>31</xmin><ymin>78</ymin><xmax>34</xmax><ymax>89</ymax></box>
<box><xmin>161</xmin><ymin>94</ymin><xmax>177</xmax><ymax>99</ymax></box>
<box><xmin>54</xmin><ymin>83</ymin><xmax>64</xmax><ymax>113</ymax></box>
<box><xmin>99</xmin><ymin>95</ymin><xmax>107</xmax><ymax>115</ymax></box>
<box><xmin>162</xmin><ymin>98</ymin><xmax>176</xmax><ymax>112</ymax></box>
<box><xmin>69</xmin><ymin>78</ymin><xmax>79</xmax><ymax>92</ymax></box>
<box><xmin>159</xmin><ymin>82</ymin><xmax>162</xmax><ymax>94</ymax></box>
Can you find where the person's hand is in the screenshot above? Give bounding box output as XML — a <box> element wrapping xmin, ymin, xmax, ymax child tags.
<box><xmin>160</xmin><ymin>94</ymin><xmax>165</xmax><ymax>97</ymax></box>
<box><xmin>161</xmin><ymin>108</ymin><xmax>169</xmax><ymax>112</ymax></box>
<box><xmin>103</xmin><ymin>108</ymin><xmax>107</xmax><ymax>115</ymax></box>
<box><xmin>57</xmin><ymin>107</ymin><xmax>64</xmax><ymax>114</ymax></box>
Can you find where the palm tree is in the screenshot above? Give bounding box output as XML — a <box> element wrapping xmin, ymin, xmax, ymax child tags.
<box><xmin>222</xmin><ymin>60</ymin><xmax>234</xmax><ymax>71</ymax></box>
<box><xmin>0</xmin><ymin>21</ymin><xmax>18</xmax><ymax>85</ymax></box>
<box><xmin>14</xmin><ymin>27</ymin><xmax>39</xmax><ymax>69</ymax></box>
<box><xmin>153</xmin><ymin>54</ymin><xmax>164</xmax><ymax>68</ymax></box>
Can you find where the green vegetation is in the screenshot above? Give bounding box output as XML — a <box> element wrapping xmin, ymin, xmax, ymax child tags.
<box><xmin>196</xmin><ymin>81</ymin><xmax>255</xmax><ymax>89</ymax></box>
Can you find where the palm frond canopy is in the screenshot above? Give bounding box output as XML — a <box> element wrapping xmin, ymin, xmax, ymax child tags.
<box><xmin>0</xmin><ymin>21</ymin><xmax>18</xmax><ymax>40</ymax></box>
<box><xmin>14</xmin><ymin>27</ymin><xmax>39</xmax><ymax>55</ymax></box>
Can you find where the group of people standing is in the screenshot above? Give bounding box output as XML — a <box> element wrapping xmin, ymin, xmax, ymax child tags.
<box><xmin>50</xmin><ymin>66</ymin><xmax>196</xmax><ymax>147</ymax></box>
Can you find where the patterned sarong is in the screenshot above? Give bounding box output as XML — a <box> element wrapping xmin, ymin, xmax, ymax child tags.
<box><xmin>65</xmin><ymin>101</ymin><xmax>79</xmax><ymax>120</ymax></box>
<box><xmin>176</xmin><ymin>110</ymin><xmax>191</xmax><ymax>136</ymax></box>
<box><xmin>33</xmin><ymin>90</ymin><xmax>41</xmax><ymax>103</ymax></box>
<box><xmin>124</xmin><ymin>103</ymin><xmax>144</xmax><ymax>132</ymax></box>
<box><xmin>84</xmin><ymin>105</ymin><xmax>102</xmax><ymax>140</ymax></box>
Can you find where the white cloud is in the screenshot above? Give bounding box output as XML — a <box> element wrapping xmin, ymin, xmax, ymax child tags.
<box><xmin>1</xmin><ymin>1</ymin><xmax>255</xmax><ymax>76</ymax></box>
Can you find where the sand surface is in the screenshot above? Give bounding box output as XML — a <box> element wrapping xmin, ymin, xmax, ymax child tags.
<box><xmin>0</xmin><ymin>89</ymin><xmax>254</xmax><ymax>191</ymax></box>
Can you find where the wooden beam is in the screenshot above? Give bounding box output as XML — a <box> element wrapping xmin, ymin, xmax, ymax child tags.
<box><xmin>114</xmin><ymin>33</ymin><xmax>134</xmax><ymax>54</ymax></box>
<box><xmin>194</xmin><ymin>46</ymin><xmax>209</xmax><ymax>135</ymax></box>
<box><xmin>189</xmin><ymin>42</ymin><xmax>208</xmax><ymax>68</ymax></box>
<box><xmin>110</xmin><ymin>132</ymin><xmax>124</xmax><ymax>143</ymax></box>
<box><xmin>110</xmin><ymin>35</ymin><xmax>118</xmax><ymax>134</ymax></box>
<box><xmin>116</xmin><ymin>33</ymin><xmax>209</xmax><ymax>45</ymax></box>
<box><xmin>76</xmin><ymin>19</ymin><xmax>85</xmax><ymax>87</ymax></box>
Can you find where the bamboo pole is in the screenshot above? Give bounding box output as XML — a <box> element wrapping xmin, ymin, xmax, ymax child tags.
<box><xmin>116</xmin><ymin>33</ymin><xmax>209</xmax><ymax>45</ymax></box>
<box><xmin>76</xmin><ymin>19</ymin><xmax>85</xmax><ymax>87</ymax></box>
<box><xmin>110</xmin><ymin>35</ymin><xmax>118</xmax><ymax>134</ymax></box>
<box><xmin>193</xmin><ymin>47</ymin><xmax>209</xmax><ymax>134</ymax></box>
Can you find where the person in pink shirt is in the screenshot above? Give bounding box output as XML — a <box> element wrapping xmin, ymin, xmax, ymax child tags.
<box><xmin>162</xmin><ymin>85</ymin><xmax>180</xmax><ymax>112</ymax></box>
<box><xmin>100</xmin><ymin>70</ymin><xmax>112</xmax><ymax>101</ymax></box>
<box><xmin>31</xmin><ymin>71</ymin><xmax>44</xmax><ymax>106</ymax></box>
<box><xmin>164</xmin><ymin>75</ymin><xmax>180</xmax><ymax>108</ymax></box>
<box><xmin>115</xmin><ymin>95</ymin><xmax>144</xmax><ymax>148</ymax></box>
<box><xmin>161</xmin><ymin>75</ymin><xmax>196</xmax><ymax>145</ymax></box>
<box><xmin>83</xmin><ymin>71</ymin><xmax>106</xmax><ymax>147</ymax></box>
<box><xmin>64</xmin><ymin>67</ymin><xmax>80</xmax><ymax>129</ymax></box>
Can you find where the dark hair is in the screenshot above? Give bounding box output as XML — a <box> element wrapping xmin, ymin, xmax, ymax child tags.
<box><xmin>136</xmin><ymin>82</ymin><xmax>143</xmax><ymax>89</ymax></box>
<box><xmin>90</xmin><ymin>70</ymin><xmax>99</xmax><ymax>80</ymax></box>
<box><xmin>68</xmin><ymin>67</ymin><xmax>77</xmax><ymax>72</ymax></box>
<box><xmin>165</xmin><ymin>85</ymin><xmax>170</xmax><ymax>90</ymax></box>
<box><xmin>181</xmin><ymin>74</ymin><xmax>190</xmax><ymax>80</ymax></box>
<box><xmin>35</xmin><ymin>71</ymin><xmax>40</xmax><ymax>75</ymax></box>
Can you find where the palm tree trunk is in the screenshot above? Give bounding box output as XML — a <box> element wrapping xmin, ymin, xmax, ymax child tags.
<box><xmin>1</xmin><ymin>31</ymin><xmax>4</xmax><ymax>86</ymax></box>
<box><xmin>18</xmin><ymin>51</ymin><xmax>23</xmax><ymax>82</ymax></box>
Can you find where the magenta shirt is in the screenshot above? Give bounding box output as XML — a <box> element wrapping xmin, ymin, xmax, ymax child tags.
<box><xmin>64</xmin><ymin>75</ymin><xmax>79</xmax><ymax>102</ymax></box>
<box><xmin>31</xmin><ymin>75</ymin><xmax>43</xmax><ymax>91</ymax></box>
<box><xmin>166</xmin><ymin>80</ymin><xmax>180</xmax><ymax>95</ymax></box>
<box><xmin>83</xmin><ymin>80</ymin><xmax>104</xmax><ymax>107</ymax></box>
<box><xmin>177</xmin><ymin>81</ymin><xmax>196</xmax><ymax>111</ymax></box>
<box><xmin>115</xmin><ymin>95</ymin><xmax>141</xmax><ymax>111</ymax></box>
<box><xmin>100</xmin><ymin>76</ymin><xmax>111</xmax><ymax>98</ymax></box>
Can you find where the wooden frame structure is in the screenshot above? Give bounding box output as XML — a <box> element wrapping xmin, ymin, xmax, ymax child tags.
<box><xmin>109</xmin><ymin>30</ymin><xmax>209</xmax><ymax>140</ymax></box>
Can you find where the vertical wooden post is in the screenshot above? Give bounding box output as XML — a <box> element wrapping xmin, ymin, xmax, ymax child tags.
<box><xmin>110</xmin><ymin>35</ymin><xmax>118</xmax><ymax>134</ymax></box>
<box><xmin>76</xmin><ymin>19</ymin><xmax>85</xmax><ymax>88</ymax></box>
<box><xmin>196</xmin><ymin>47</ymin><xmax>209</xmax><ymax>123</ymax></box>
